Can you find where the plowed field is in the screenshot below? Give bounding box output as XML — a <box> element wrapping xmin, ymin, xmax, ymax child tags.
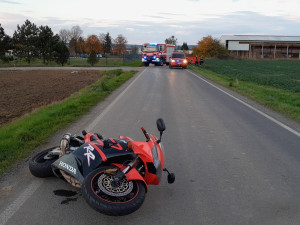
<box><xmin>0</xmin><ymin>70</ymin><xmax>103</xmax><ymax>126</ymax></box>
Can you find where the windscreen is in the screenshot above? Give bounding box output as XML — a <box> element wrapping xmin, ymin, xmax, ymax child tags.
<box><xmin>143</xmin><ymin>46</ymin><xmax>158</xmax><ymax>52</ymax></box>
<box><xmin>172</xmin><ymin>54</ymin><xmax>185</xmax><ymax>58</ymax></box>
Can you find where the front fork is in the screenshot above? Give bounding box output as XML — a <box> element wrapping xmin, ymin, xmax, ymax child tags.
<box><xmin>111</xmin><ymin>156</ymin><xmax>175</xmax><ymax>187</ymax></box>
<box><xmin>111</xmin><ymin>156</ymin><xmax>139</xmax><ymax>187</ymax></box>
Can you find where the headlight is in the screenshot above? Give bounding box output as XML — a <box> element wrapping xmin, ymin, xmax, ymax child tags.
<box><xmin>183</xmin><ymin>59</ymin><xmax>187</xmax><ymax>64</ymax></box>
<box><xmin>171</xmin><ymin>59</ymin><xmax>175</xmax><ymax>63</ymax></box>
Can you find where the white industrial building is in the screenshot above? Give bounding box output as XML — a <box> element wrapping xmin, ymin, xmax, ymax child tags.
<box><xmin>220</xmin><ymin>35</ymin><xmax>300</xmax><ymax>59</ymax></box>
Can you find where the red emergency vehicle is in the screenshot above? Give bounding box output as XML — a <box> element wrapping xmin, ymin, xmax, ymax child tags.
<box><xmin>142</xmin><ymin>43</ymin><xmax>175</xmax><ymax>66</ymax></box>
<box><xmin>169</xmin><ymin>52</ymin><xmax>188</xmax><ymax>69</ymax></box>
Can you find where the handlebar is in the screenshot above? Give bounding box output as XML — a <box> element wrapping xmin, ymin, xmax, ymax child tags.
<box><xmin>141</xmin><ymin>127</ymin><xmax>150</xmax><ymax>141</ymax></box>
<box><xmin>82</xmin><ymin>130</ymin><xmax>103</xmax><ymax>140</ymax></box>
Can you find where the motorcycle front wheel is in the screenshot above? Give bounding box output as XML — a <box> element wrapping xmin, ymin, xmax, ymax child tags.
<box><xmin>29</xmin><ymin>147</ymin><xmax>59</xmax><ymax>178</ymax></box>
<box><xmin>82</xmin><ymin>166</ymin><xmax>146</xmax><ymax>216</ymax></box>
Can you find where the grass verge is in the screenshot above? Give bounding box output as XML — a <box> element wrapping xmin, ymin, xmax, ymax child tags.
<box><xmin>190</xmin><ymin>65</ymin><xmax>300</xmax><ymax>123</ymax></box>
<box><xmin>0</xmin><ymin>69</ymin><xmax>137</xmax><ymax>175</ymax></box>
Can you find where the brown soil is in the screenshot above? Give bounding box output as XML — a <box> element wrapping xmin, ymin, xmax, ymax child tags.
<box><xmin>0</xmin><ymin>70</ymin><xmax>104</xmax><ymax>127</ymax></box>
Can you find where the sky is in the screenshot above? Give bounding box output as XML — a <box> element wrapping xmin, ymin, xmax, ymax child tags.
<box><xmin>1</xmin><ymin>0</ymin><xmax>300</xmax><ymax>45</ymax></box>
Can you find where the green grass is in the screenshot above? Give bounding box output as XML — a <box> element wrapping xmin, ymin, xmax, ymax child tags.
<box><xmin>0</xmin><ymin>69</ymin><xmax>137</xmax><ymax>175</ymax></box>
<box><xmin>201</xmin><ymin>59</ymin><xmax>300</xmax><ymax>92</ymax></box>
<box><xmin>190</xmin><ymin>60</ymin><xmax>300</xmax><ymax>123</ymax></box>
<box><xmin>0</xmin><ymin>57</ymin><xmax>142</xmax><ymax>67</ymax></box>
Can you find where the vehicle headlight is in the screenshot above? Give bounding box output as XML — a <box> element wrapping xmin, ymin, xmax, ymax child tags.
<box><xmin>171</xmin><ymin>59</ymin><xmax>175</xmax><ymax>63</ymax></box>
<box><xmin>183</xmin><ymin>59</ymin><xmax>187</xmax><ymax>64</ymax></box>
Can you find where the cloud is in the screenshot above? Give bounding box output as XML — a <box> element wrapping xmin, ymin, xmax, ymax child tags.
<box><xmin>1</xmin><ymin>10</ymin><xmax>299</xmax><ymax>45</ymax></box>
<box><xmin>0</xmin><ymin>0</ymin><xmax>21</xmax><ymax>4</ymax></box>
<box><xmin>145</xmin><ymin>15</ymin><xmax>170</xmax><ymax>19</ymax></box>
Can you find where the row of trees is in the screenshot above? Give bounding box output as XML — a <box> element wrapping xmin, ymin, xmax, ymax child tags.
<box><xmin>165</xmin><ymin>35</ymin><xmax>228</xmax><ymax>58</ymax></box>
<box><xmin>0</xmin><ymin>20</ymin><xmax>129</xmax><ymax>65</ymax></box>
<box><xmin>0</xmin><ymin>20</ymin><xmax>69</xmax><ymax>65</ymax></box>
<box><xmin>1</xmin><ymin>20</ymin><xmax>229</xmax><ymax>65</ymax></box>
<box><xmin>165</xmin><ymin>35</ymin><xmax>189</xmax><ymax>51</ymax></box>
<box><xmin>58</xmin><ymin>26</ymin><xmax>128</xmax><ymax>56</ymax></box>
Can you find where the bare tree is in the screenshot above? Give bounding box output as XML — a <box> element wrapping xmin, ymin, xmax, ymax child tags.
<box><xmin>114</xmin><ymin>34</ymin><xmax>128</xmax><ymax>54</ymax></box>
<box><xmin>98</xmin><ymin>33</ymin><xmax>105</xmax><ymax>44</ymax></box>
<box><xmin>165</xmin><ymin>35</ymin><xmax>177</xmax><ymax>45</ymax></box>
<box><xmin>58</xmin><ymin>29</ymin><xmax>71</xmax><ymax>43</ymax></box>
<box><xmin>70</xmin><ymin>25</ymin><xmax>83</xmax><ymax>41</ymax></box>
<box><xmin>130</xmin><ymin>45</ymin><xmax>139</xmax><ymax>54</ymax></box>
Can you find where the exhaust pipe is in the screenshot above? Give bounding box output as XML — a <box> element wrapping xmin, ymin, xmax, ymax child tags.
<box><xmin>59</xmin><ymin>133</ymin><xmax>71</xmax><ymax>157</ymax></box>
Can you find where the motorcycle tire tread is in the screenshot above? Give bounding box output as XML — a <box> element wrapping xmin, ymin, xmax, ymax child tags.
<box><xmin>29</xmin><ymin>147</ymin><xmax>58</xmax><ymax>178</ymax></box>
<box><xmin>82</xmin><ymin>166</ymin><xmax>146</xmax><ymax>216</ymax></box>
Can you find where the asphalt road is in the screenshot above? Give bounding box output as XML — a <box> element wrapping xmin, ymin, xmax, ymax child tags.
<box><xmin>1</xmin><ymin>66</ymin><xmax>299</xmax><ymax>225</ymax></box>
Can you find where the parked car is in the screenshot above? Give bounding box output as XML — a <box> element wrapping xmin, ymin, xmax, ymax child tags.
<box><xmin>169</xmin><ymin>52</ymin><xmax>188</xmax><ymax>69</ymax></box>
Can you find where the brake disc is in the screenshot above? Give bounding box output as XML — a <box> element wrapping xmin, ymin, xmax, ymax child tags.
<box><xmin>98</xmin><ymin>174</ymin><xmax>133</xmax><ymax>197</ymax></box>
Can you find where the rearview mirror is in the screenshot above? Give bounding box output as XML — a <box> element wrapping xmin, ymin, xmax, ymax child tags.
<box><xmin>156</xmin><ymin>118</ymin><xmax>165</xmax><ymax>132</ymax></box>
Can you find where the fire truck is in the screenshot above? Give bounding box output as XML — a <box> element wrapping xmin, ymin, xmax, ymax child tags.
<box><xmin>142</xmin><ymin>43</ymin><xmax>175</xmax><ymax>66</ymax></box>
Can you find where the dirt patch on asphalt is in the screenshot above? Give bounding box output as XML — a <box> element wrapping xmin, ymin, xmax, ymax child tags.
<box><xmin>0</xmin><ymin>70</ymin><xmax>104</xmax><ymax>127</ymax></box>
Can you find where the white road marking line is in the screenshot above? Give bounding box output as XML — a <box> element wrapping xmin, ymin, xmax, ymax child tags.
<box><xmin>0</xmin><ymin>179</ymin><xmax>43</xmax><ymax>225</ymax></box>
<box><xmin>188</xmin><ymin>70</ymin><xmax>300</xmax><ymax>138</ymax></box>
<box><xmin>86</xmin><ymin>68</ymin><xmax>147</xmax><ymax>131</ymax></box>
<box><xmin>0</xmin><ymin>68</ymin><xmax>147</xmax><ymax>225</ymax></box>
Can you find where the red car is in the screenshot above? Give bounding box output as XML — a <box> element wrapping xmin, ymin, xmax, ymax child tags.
<box><xmin>169</xmin><ymin>52</ymin><xmax>188</xmax><ymax>69</ymax></box>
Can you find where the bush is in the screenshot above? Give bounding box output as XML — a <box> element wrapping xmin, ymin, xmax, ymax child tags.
<box><xmin>87</xmin><ymin>50</ymin><xmax>99</xmax><ymax>66</ymax></box>
<box><xmin>0</xmin><ymin>56</ymin><xmax>13</xmax><ymax>63</ymax></box>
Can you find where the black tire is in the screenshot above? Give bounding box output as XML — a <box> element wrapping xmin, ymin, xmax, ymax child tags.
<box><xmin>159</xmin><ymin>59</ymin><xmax>164</xmax><ymax>66</ymax></box>
<box><xmin>143</xmin><ymin>62</ymin><xmax>149</xmax><ymax>67</ymax></box>
<box><xmin>82</xmin><ymin>166</ymin><xmax>146</xmax><ymax>216</ymax></box>
<box><xmin>29</xmin><ymin>147</ymin><xmax>59</xmax><ymax>178</ymax></box>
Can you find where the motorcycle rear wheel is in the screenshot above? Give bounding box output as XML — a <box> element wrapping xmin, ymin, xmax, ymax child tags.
<box><xmin>82</xmin><ymin>166</ymin><xmax>146</xmax><ymax>216</ymax></box>
<box><xmin>29</xmin><ymin>147</ymin><xmax>59</xmax><ymax>178</ymax></box>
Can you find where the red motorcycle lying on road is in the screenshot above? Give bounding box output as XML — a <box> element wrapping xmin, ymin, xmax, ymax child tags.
<box><xmin>29</xmin><ymin>119</ymin><xmax>175</xmax><ymax>216</ymax></box>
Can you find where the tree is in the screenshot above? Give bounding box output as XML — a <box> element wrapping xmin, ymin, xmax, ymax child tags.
<box><xmin>70</xmin><ymin>25</ymin><xmax>83</xmax><ymax>41</ymax></box>
<box><xmin>181</xmin><ymin>42</ymin><xmax>189</xmax><ymax>50</ymax></box>
<box><xmin>53</xmin><ymin>41</ymin><xmax>69</xmax><ymax>66</ymax></box>
<box><xmin>38</xmin><ymin>25</ymin><xmax>60</xmax><ymax>64</ymax></box>
<box><xmin>58</xmin><ymin>29</ymin><xmax>71</xmax><ymax>43</ymax></box>
<box><xmin>0</xmin><ymin>24</ymin><xmax>11</xmax><ymax>60</ymax></box>
<box><xmin>77</xmin><ymin>36</ymin><xmax>86</xmax><ymax>55</ymax></box>
<box><xmin>165</xmin><ymin>35</ymin><xmax>177</xmax><ymax>45</ymax></box>
<box><xmin>102</xmin><ymin>32</ymin><xmax>112</xmax><ymax>55</ymax></box>
<box><xmin>85</xmin><ymin>35</ymin><xmax>102</xmax><ymax>53</ymax></box>
<box><xmin>130</xmin><ymin>45</ymin><xmax>139</xmax><ymax>54</ymax></box>
<box><xmin>114</xmin><ymin>34</ymin><xmax>127</xmax><ymax>54</ymax></box>
<box><xmin>68</xmin><ymin>26</ymin><xmax>84</xmax><ymax>56</ymax></box>
<box><xmin>193</xmin><ymin>35</ymin><xmax>228</xmax><ymax>58</ymax></box>
<box><xmin>13</xmin><ymin>19</ymin><xmax>39</xmax><ymax>63</ymax></box>
<box><xmin>87</xmin><ymin>50</ymin><xmax>98</xmax><ymax>66</ymax></box>
<box><xmin>69</xmin><ymin>37</ymin><xmax>77</xmax><ymax>56</ymax></box>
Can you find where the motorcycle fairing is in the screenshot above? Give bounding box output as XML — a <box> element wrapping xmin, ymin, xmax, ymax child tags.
<box><xmin>52</xmin><ymin>153</ymin><xmax>85</xmax><ymax>183</ymax></box>
<box><xmin>53</xmin><ymin>139</ymin><xmax>136</xmax><ymax>180</ymax></box>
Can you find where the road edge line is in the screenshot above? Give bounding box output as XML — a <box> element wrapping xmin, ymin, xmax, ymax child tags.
<box><xmin>0</xmin><ymin>180</ymin><xmax>43</xmax><ymax>225</ymax></box>
<box><xmin>188</xmin><ymin>70</ymin><xmax>300</xmax><ymax>138</ymax></box>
